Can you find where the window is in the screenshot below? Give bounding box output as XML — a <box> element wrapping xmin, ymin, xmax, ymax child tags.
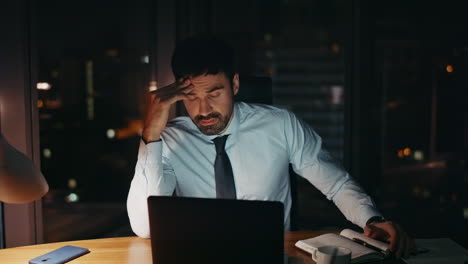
<box><xmin>35</xmin><ymin>0</ymin><xmax>154</xmax><ymax>242</ymax></box>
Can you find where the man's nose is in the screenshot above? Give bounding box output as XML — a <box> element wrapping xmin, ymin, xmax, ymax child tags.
<box><xmin>198</xmin><ymin>98</ymin><xmax>212</xmax><ymax>116</ymax></box>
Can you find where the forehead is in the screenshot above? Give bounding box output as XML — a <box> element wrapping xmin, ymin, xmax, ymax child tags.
<box><xmin>189</xmin><ymin>73</ymin><xmax>229</xmax><ymax>90</ymax></box>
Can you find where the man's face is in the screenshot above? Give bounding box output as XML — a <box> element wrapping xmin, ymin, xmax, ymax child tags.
<box><xmin>183</xmin><ymin>72</ymin><xmax>239</xmax><ymax>135</ymax></box>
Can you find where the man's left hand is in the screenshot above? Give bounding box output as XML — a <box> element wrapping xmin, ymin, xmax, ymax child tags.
<box><xmin>364</xmin><ymin>221</ymin><xmax>416</xmax><ymax>259</ymax></box>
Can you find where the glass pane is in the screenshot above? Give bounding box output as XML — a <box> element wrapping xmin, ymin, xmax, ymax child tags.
<box><xmin>375</xmin><ymin>0</ymin><xmax>467</xmax><ymax>241</ymax></box>
<box><xmin>34</xmin><ymin>0</ymin><xmax>152</xmax><ymax>242</ymax></box>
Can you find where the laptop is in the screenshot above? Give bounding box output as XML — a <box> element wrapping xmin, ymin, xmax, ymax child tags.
<box><xmin>147</xmin><ymin>196</ymin><xmax>284</xmax><ymax>264</ymax></box>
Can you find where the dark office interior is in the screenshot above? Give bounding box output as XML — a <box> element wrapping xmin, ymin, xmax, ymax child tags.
<box><xmin>0</xmin><ymin>0</ymin><xmax>467</xmax><ymax>251</ymax></box>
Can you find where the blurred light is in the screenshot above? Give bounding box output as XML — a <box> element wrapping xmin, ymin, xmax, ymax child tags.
<box><xmin>329</xmin><ymin>85</ymin><xmax>344</xmax><ymax>105</ymax></box>
<box><xmin>51</xmin><ymin>70</ymin><xmax>59</xmax><ymax>78</ymax></box>
<box><xmin>43</xmin><ymin>148</ymin><xmax>52</xmax><ymax>159</ymax></box>
<box><xmin>446</xmin><ymin>64</ymin><xmax>454</xmax><ymax>73</ymax></box>
<box><xmin>106</xmin><ymin>49</ymin><xmax>119</xmax><ymax>57</ymax></box>
<box><xmin>141</xmin><ymin>55</ymin><xmax>150</xmax><ymax>64</ymax></box>
<box><xmin>397</xmin><ymin>149</ymin><xmax>404</xmax><ymax>158</ymax></box>
<box><xmin>107</xmin><ymin>129</ymin><xmax>116</xmax><ymax>139</ymax></box>
<box><xmin>412</xmin><ymin>186</ymin><xmax>421</xmax><ymax>196</ymax></box>
<box><xmin>385</xmin><ymin>101</ymin><xmax>400</xmax><ymax>109</ymax></box>
<box><xmin>115</xmin><ymin>120</ymin><xmax>144</xmax><ymax>140</ymax></box>
<box><xmin>266</xmin><ymin>66</ymin><xmax>275</xmax><ymax>76</ymax></box>
<box><xmin>413</xmin><ymin>150</ymin><xmax>424</xmax><ymax>161</ymax></box>
<box><xmin>264</xmin><ymin>33</ymin><xmax>272</xmax><ymax>43</ymax></box>
<box><xmin>37</xmin><ymin>99</ymin><xmax>44</xmax><ymax>108</ymax></box>
<box><xmin>68</xmin><ymin>178</ymin><xmax>77</xmax><ymax>189</ymax></box>
<box><xmin>464</xmin><ymin>208</ymin><xmax>468</xmax><ymax>219</ymax></box>
<box><xmin>86</xmin><ymin>60</ymin><xmax>94</xmax><ymax>120</ymax></box>
<box><xmin>37</xmin><ymin>82</ymin><xmax>51</xmax><ymax>90</ymax></box>
<box><xmin>451</xmin><ymin>193</ymin><xmax>458</xmax><ymax>201</ymax></box>
<box><xmin>45</xmin><ymin>99</ymin><xmax>63</xmax><ymax>109</ymax></box>
<box><xmin>65</xmin><ymin>193</ymin><xmax>79</xmax><ymax>203</ymax></box>
<box><xmin>403</xmin><ymin>147</ymin><xmax>411</xmax><ymax>156</ymax></box>
<box><xmin>265</xmin><ymin>50</ymin><xmax>274</xmax><ymax>58</ymax></box>
<box><xmin>149</xmin><ymin>81</ymin><xmax>158</xmax><ymax>91</ymax></box>
<box><xmin>422</xmin><ymin>189</ymin><xmax>431</xmax><ymax>199</ymax></box>
<box><xmin>331</xmin><ymin>43</ymin><xmax>340</xmax><ymax>54</ymax></box>
<box><xmin>53</xmin><ymin>122</ymin><xmax>65</xmax><ymax>129</ymax></box>
<box><xmin>425</xmin><ymin>160</ymin><xmax>446</xmax><ymax>169</ymax></box>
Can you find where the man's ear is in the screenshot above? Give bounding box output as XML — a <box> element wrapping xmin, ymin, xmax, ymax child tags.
<box><xmin>232</xmin><ymin>73</ymin><xmax>239</xmax><ymax>95</ymax></box>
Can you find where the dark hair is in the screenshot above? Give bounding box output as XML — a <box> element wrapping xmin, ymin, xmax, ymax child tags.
<box><xmin>171</xmin><ymin>35</ymin><xmax>235</xmax><ymax>80</ymax></box>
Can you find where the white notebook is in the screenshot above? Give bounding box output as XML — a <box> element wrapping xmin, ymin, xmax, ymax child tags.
<box><xmin>295</xmin><ymin>229</ymin><xmax>390</xmax><ymax>263</ymax></box>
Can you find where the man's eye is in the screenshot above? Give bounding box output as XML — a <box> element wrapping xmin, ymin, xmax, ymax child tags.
<box><xmin>209</xmin><ymin>92</ymin><xmax>221</xmax><ymax>98</ymax></box>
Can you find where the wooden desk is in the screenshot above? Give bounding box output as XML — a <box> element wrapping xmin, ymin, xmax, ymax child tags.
<box><xmin>0</xmin><ymin>231</ymin><xmax>398</xmax><ymax>263</ymax></box>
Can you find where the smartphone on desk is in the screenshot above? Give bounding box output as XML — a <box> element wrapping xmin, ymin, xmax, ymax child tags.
<box><xmin>29</xmin><ymin>245</ymin><xmax>90</xmax><ymax>264</ymax></box>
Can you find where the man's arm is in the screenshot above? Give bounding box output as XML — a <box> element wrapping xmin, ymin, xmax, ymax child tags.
<box><xmin>127</xmin><ymin>79</ymin><xmax>192</xmax><ymax>238</ymax></box>
<box><xmin>283</xmin><ymin>110</ymin><xmax>379</xmax><ymax>227</ymax></box>
<box><xmin>283</xmin><ymin>110</ymin><xmax>414</xmax><ymax>258</ymax></box>
<box><xmin>127</xmin><ymin>140</ymin><xmax>176</xmax><ymax>238</ymax></box>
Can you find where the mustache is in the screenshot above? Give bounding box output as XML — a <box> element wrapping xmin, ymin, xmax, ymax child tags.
<box><xmin>195</xmin><ymin>112</ymin><xmax>221</xmax><ymax>122</ymax></box>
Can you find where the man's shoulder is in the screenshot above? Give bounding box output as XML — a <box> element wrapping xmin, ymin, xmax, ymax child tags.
<box><xmin>237</xmin><ymin>102</ymin><xmax>290</xmax><ymax>120</ymax></box>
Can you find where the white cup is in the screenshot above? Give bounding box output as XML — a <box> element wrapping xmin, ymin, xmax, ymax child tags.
<box><xmin>311</xmin><ymin>246</ymin><xmax>351</xmax><ymax>264</ymax></box>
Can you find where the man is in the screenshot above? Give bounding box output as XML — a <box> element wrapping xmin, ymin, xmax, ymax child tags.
<box><xmin>127</xmin><ymin>35</ymin><xmax>415</xmax><ymax>258</ymax></box>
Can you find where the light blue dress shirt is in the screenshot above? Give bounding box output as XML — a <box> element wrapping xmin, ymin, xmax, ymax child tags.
<box><xmin>127</xmin><ymin>102</ymin><xmax>382</xmax><ymax>238</ymax></box>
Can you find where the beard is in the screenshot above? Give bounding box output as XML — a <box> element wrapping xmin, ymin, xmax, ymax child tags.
<box><xmin>193</xmin><ymin>111</ymin><xmax>231</xmax><ymax>135</ymax></box>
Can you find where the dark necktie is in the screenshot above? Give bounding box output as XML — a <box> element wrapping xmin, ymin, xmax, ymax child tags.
<box><xmin>213</xmin><ymin>135</ymin><xmax>236</xmax><ymax>199</ymax></box>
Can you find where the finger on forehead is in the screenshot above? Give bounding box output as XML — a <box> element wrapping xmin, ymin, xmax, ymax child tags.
<box><xmin>177</xmin><ymin>84</ymin><xmax>194</xmax><ymax>92</ymax></box>
<box><xmin>154</xmin><ymin>83</ymin><xmax>181</xmax><ymax>95</ymax></box>
<box><xmin>178</xmin><ymin>79</ymin><xmax>193</xmax><ymax>89</ymax></box>
<box><xmin>148</xmin><ymin>82</ymin><xmax>174</xmax><ymax>94</ymax></box>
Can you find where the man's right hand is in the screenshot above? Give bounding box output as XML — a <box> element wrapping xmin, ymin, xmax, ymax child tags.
<box><xmin>141</xmin><ymin>78</ymin><xmax>193</xmax><ymax>143</ymax></box>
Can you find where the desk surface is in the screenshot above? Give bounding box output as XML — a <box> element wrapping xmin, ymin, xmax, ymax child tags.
<box><xmin>0</xmin><ymin>231</ymin><xmax>399</xmax><ymax>264</ymax></box>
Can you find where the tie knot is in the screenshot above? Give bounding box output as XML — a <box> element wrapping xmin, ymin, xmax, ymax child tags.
<box><xmin>213</xmin><ymin>135</ymin><xmax>229</xmax><ymax>154</ymax></box>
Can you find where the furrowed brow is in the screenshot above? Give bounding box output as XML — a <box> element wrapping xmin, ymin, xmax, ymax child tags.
<box><xmin>207</xmin><ymin>86</ymin><xmax>224</xmax><ymax>93</ymax></box>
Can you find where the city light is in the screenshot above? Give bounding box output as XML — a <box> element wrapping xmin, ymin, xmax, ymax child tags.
<box><xmin>397</xmin><ymin>149</ymin><xmax>404</xmax><ymax>158</ymax></box>
<box><xmin>422</xmin><ymin>189</ymin><xmax>431</xmax><ymax>199</ymax></box>
<box><xmin>106</xmin><ymin>49</ymin><xmax>119</xmax><ymax>57</ymax></box>
<box><xmin>107</xmin><ymin>129</ymin><xmax>116</xmax><ymax>139</ymax></box>
<box><xmin>413</xmin><ymin>150</ymin><xmax>424</xmax><ymax>161</ymax></box>
<box><xmin>37</xmin><ymin>99</ymin><xmax>44</xmax><ymax>108</ymax></box>
<box><xmin>446</xmin><ymin>64</ymin><xmax>454</xmax><ymax>73</ymax></box>
<box><xmin>115</xmin><ymin>120</ymin><xmax>143</xmax><ymax>140</ymax></box>
<box><xmin>65</xmin><ymin>193</ymin><xmax>79</xmax><ymax>203</ymax></box>
<box><xmin>37</xmin><ymin>82</ymin><xmax>51</xmax><ymax>90</ymax></box>
<box><xmin>451</xmin><ymin>193</ymin><xmax>458</xmax><ymax>201</ymax></box>
<box><xmin>43</xmin><ymin>148</ymin><xmax>52</xmax><ymax>159</ymax></box>
<box><xmin>68</xmin><ymin>178</ymin><xmax>77</xmax><ymax>189</ymax></box>
<box><xmin>412</xmin><ymin>186</ymin><xmax>421</xmax><ymax>196</ymax></box>
<box><xmin>141</xmin><ymin>55</ymin><xmax>149</xmax><ymax>64</ymax></box>
<box><xmin>331</xmin><ymin>43</ymin><xmax>341</xmax><ymax>54</ymax></box>
<box><xmin>403</xmin><ymin>147</ymin><xmax>411</xmax><ymax>156</ymax></box>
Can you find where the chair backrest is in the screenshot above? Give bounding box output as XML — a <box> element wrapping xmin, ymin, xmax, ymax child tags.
<box><xmin>235</xmin><ymin>75</ymin><xmax>273</xmax><ymax>105</ymax></box>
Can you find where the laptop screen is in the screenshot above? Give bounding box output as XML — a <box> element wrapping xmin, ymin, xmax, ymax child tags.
<box><xmin>147</xmin><ymin>196</ymin><xmax>284</xmax><ymax>264</ymax></box>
